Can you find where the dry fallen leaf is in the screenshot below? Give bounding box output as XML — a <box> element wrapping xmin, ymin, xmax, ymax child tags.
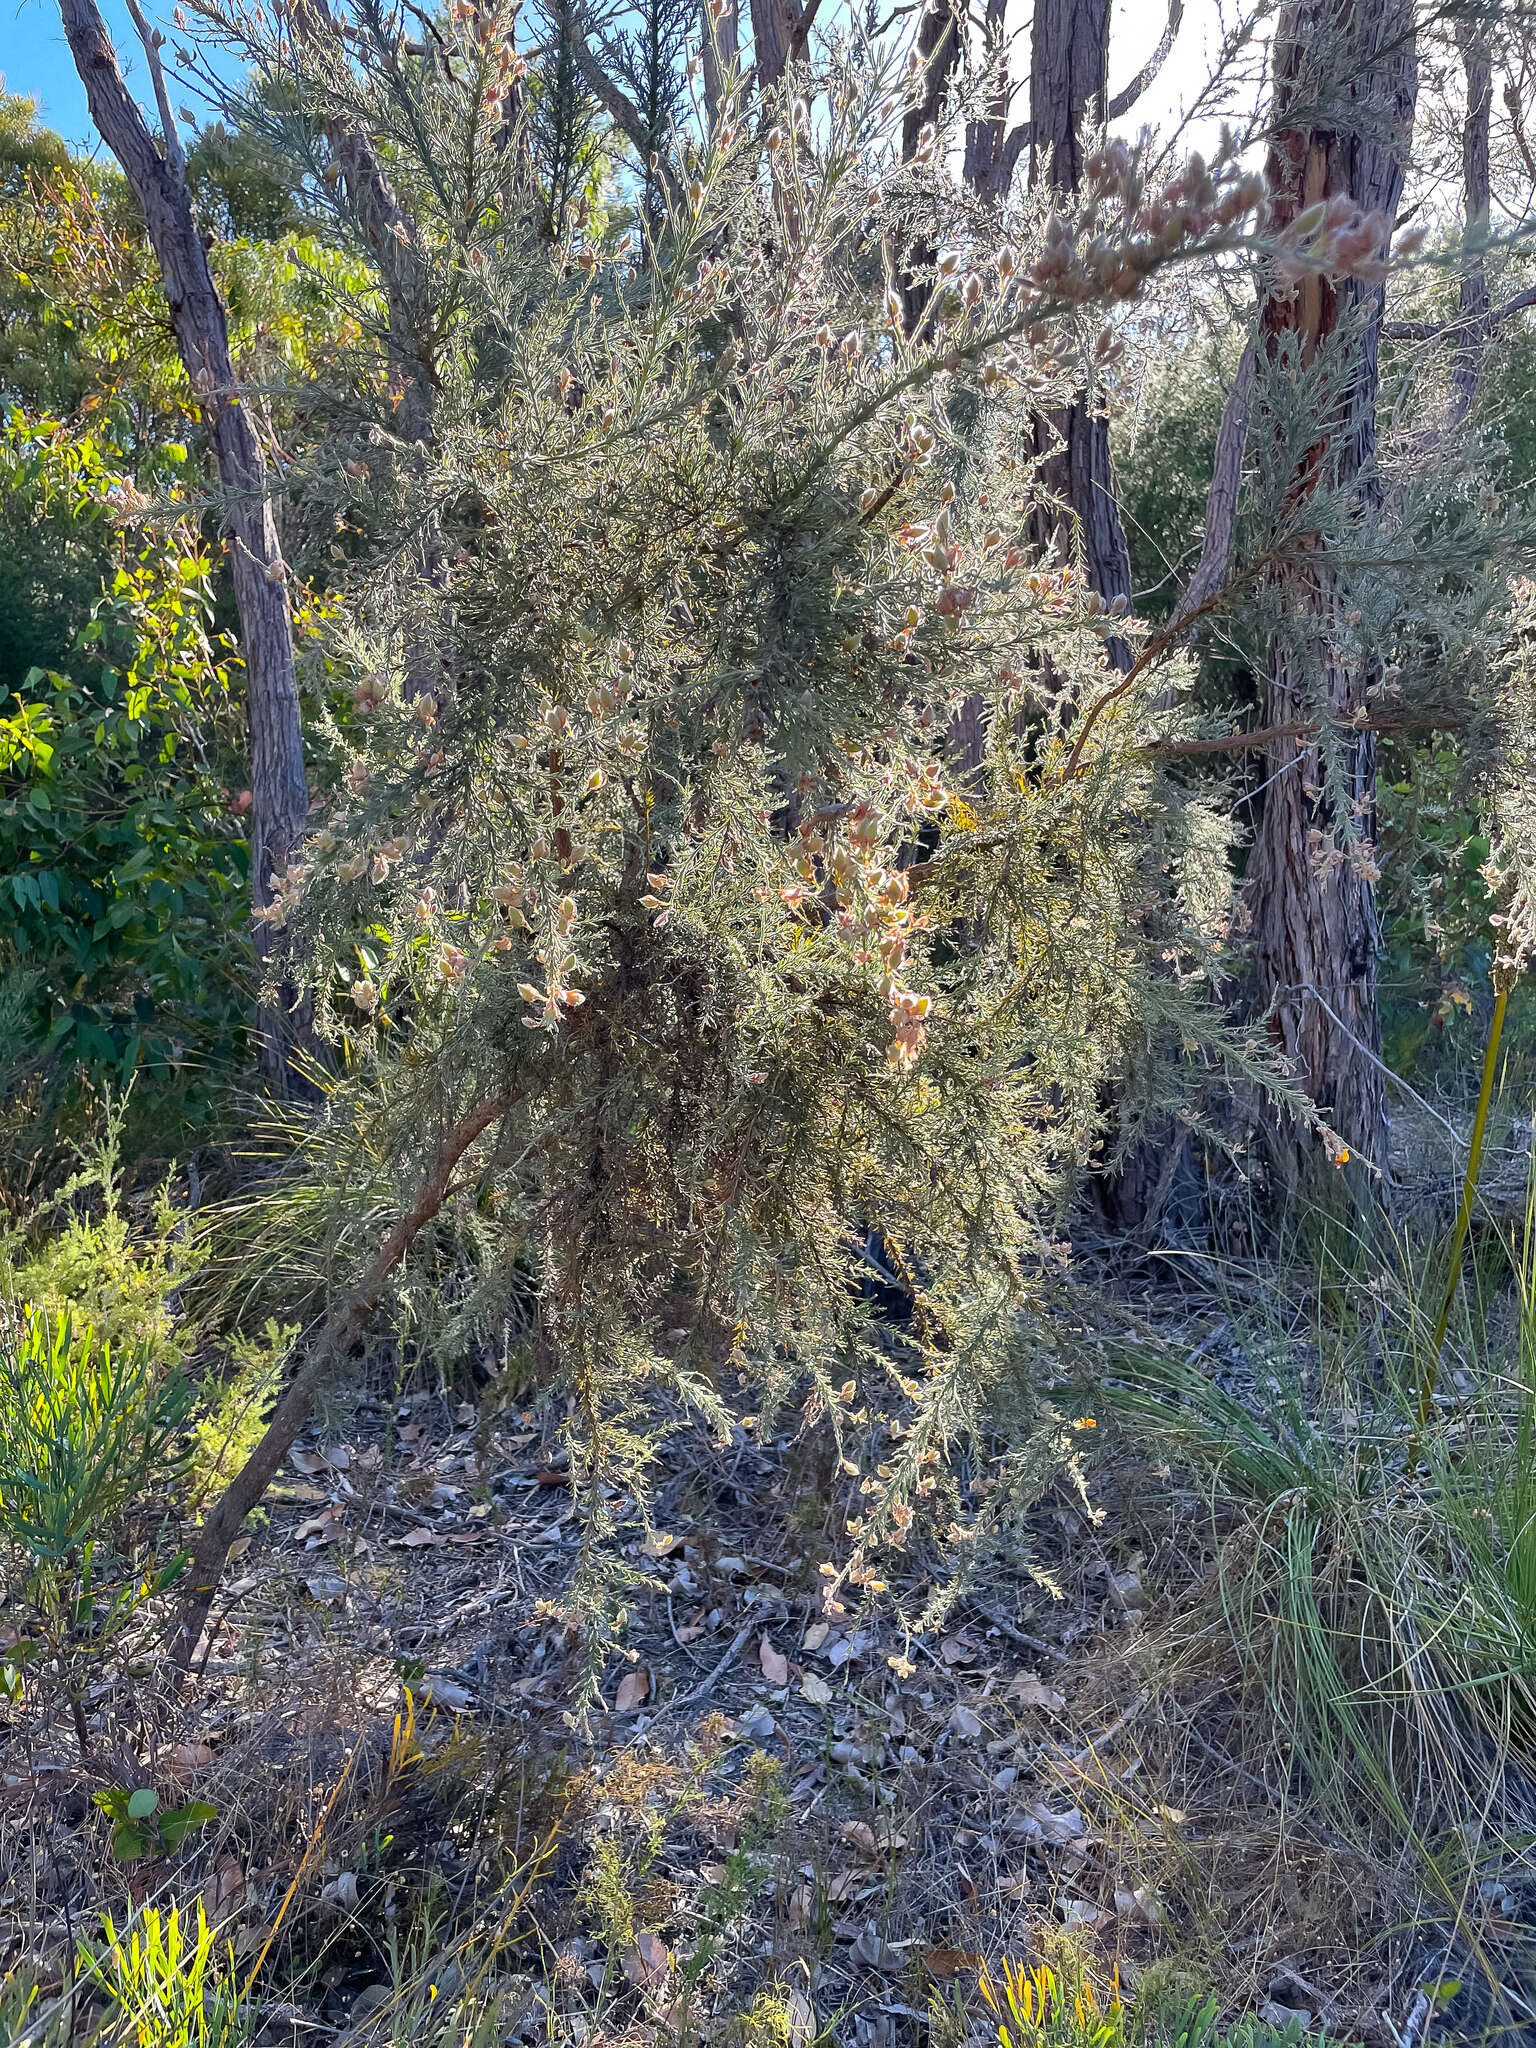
<box><xmin>1113</xmin><ymin>1886</ymin><xmax>1164</xmax><ymax>1928</ymax></box>
<box><xmin>851</xmin><ymin>1927</ymin><xmax>901</xmax><ymax>1974</ymax></box>
<box><xmin>625</xmin><ymin>1931</ymin><xmax>671</xmax><ymax>1988</ymax></box>
<box><xmin>923</xmin><ymin>1949</ymin><xmax>982</xmax><ymax>1980</ymax></box>
<box><xmin>802</xmin><ymin>1621</ymin><xmax>830</xmax><ymax>1653</ymax></box>
<box><xmin>786</xmin><ymin>1983</ymin><xmax>816</xmax><ymax>2048</ymax></box>
<box><xmin>202</xmin><ymin>1855</ymin><xmax>246</xmax><ymax>1923</ymax></box>
<box><xmin>615</xmin><ymin>1668</ymin><xmax>650</xmax><ymax>1712</ymax></box>
<box><xmin>1056</xmin><ymin>1898</ymin><xmax>1101</xmax><ymax>1929</ymax></box>
<box><xmin>288</xmin><ymin>1450</ymin><xmax>326</xmax><ymax>1476</ymax></box>
<box><xmin>320</xmin><ymin>1871</ymin><xmax>361</xmax><ymax>1913</ymax></box>
<box><xmin>163</xmin><ymin>1741</ymin><xmax>214</xmax><ymax>1775</ymax></box>
<box><xmin>801</xmin><ymin>1670</ymin><xmax>833</xmax><ymax>1706</ymax></box>
<box><xmin>644</xmin><ymin>1531</ymin><xmax>681</xmax><ymax>1557</ymax></box>
<box><xmin>420</xmin><ymin>1674</ymin><xmax>473</xmax><ymax>1709</ymax></box>
<box><xmin>1008</xmin><ymin>1675</ymin><xmax>1066</xmax><ymax>1713</ymax></box>
<box><xmin>395</xmin><ymin>1526</ymin><xmax>447</xmax><ymax>1548</ymax></box>
<box><xmin>759</xmin><ymin>1635</ymin><xmax>790</xmax><ymax>1686</ymax></box>
<box><xmin>839</xmin><ymin>1820</ymin><xmax>906</xmax><ymax>1860</ymax></box>
<box><xmin>949</xmin><ymin>1703</ymin><xmax>984</xmax><ymax>1741</ymax></box>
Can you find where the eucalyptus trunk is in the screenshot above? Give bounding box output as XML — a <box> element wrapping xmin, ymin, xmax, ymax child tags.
<box><xmin>1244</xmin><ymin>0</ymin><xmax>1416</xmax><ymax>1190</ymax></box>
<box><xmin>1025</xmin><ymin>0</ymin><xmax>1132</xmax><ymax>648</ymax></box>
<box><xmin>58</xmin><ymin>0</ymin><xmax>312</xmax><ymax>1083</ymax></box>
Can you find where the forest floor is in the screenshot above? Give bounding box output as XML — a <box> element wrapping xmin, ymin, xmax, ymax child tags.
<box><xmin>0</xmin><ymin>1265</ymin><xmax>1455</xmax><ymax>2048</ymax></box>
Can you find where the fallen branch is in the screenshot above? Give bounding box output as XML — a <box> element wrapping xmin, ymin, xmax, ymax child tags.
<box><xmin>166</xmin><ymin>1090</ymin><xmax>512</xmax><ymax>1669</ymax></box>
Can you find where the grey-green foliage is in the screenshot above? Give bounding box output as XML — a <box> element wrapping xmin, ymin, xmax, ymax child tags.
<box><xmin>207</xmin><ymin>2</ymin><xmax>1288</xmax><ymax>1635</ymax></box>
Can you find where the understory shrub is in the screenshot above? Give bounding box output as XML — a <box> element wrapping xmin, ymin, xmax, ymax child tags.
<box><xmin>0</xmin><ymin>413</ymin><xmax>249</xmax><ymax>1091</ymax></box>
<box><xmin>196</xmin><ymin>7</ymin><xmax>1302</xmax><ymax>1641</ymax></box>
<box><xmin>0</xmin><ymin>1306</ymin><xmax>190</xmax><ymax>1747</ymax></box>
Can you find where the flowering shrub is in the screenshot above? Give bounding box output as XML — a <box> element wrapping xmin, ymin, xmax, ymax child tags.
<box><xmin>226</xmin><ymin>17</ymin><xmax>1289</xmax><ymax>1632</ymax></box>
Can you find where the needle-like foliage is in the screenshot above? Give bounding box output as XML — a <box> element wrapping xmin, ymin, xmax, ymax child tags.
<box><xmin>195</xmin><ymin>8</ymin><xmax>1296</xmax><ymax>1635</ymax></box>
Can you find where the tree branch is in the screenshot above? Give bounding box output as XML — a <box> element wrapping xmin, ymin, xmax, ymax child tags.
<box><xmin>979</xmin><ymin>116</ymin><xmax>1032</xmax><ymax>202</ymax></box>
<box><xmin>1150</xmin><ymin>706</ymin><xmax>1454</xmax><ymax>756</ymax></box>
<box><xmin>1165</xmin><ymin>335</ymin><xmax>1255</xmax><ymax>636</ymax></box>
<box><xmin>288</xmin><ymin>0</ymin><xmax>438</xmax><ymax>445</ymax></box>
<box><xmin>1106</xmin><ymin>0</ymin><xmax>1184</xmax><ymax>121</ymax></box>
<box><xmin>1505</xmin><ymin>73</ymin><xmax>1536</xmax><ymax>191</ymax></box>
<box><xmin>573</xmin><ymin>27</ymin><xmax>650</xmax><ymax>150</ymax></box>
<box><xmin>784</xmin><ymin>0</ymin><xmax>825</xmax><ymax>66</ymax></box>
<box><xmin>123</xmin><ymin>0</ymin><xmax>185</xmax><ymax>179</ymax></box>
<box><xmin>1384</xmin><ymin>280</ymin><xmax>1536</xmax><ymax>343</ymax></box>
<box><xmin>166</xmin><ymin>1090</ymin><xmax>513</xmax><ymax>1668</ymax></box>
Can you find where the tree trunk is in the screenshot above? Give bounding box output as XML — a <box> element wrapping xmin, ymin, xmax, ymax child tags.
<box><xmin>1025</xmin><ymin>0</ymin><xmax>1132</xmax><ymax>652</ymax></box>
<box><xmin>701</xmin><ymin>0</ymin><xmax>740</xmax><ymax>130</ymax></box>
<box><xmin>1451</xmin><ymin>17</ymin><xmax>1492</xmax><ymax>428</ymax></box>
<box><xmin>896</xmin><ymin>0</ymin><xmax>963</xmax><ymax>336</ymax></box>
<box><xmin>1244</xmin><ymin>0</ymin><xmax>1417</xmax><ymax>1191</ymax></box>
<box><xmin>1025</xmin><ymin>0</ymin><xmax>1153</xmax><ymax>1230</ymax></box>
<box><xmin>58</xmin><ymin>0</ymin><xmax>311</xmax><ymax>1085</ymax></box>
<box><xmin>748</xmin><ymin>0</ymin><xmax>800</xmax><ymax>89</ymax></box>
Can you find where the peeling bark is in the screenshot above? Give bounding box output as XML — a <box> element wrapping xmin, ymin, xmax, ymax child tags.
<box><xmin>1244</xmin><ymin>0</ymin><xmax>1417</xmax><ymax>1189</ymax></box>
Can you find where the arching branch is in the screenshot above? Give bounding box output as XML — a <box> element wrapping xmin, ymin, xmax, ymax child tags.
<box><xmin>1107</xmin><ymin>0</ymin><xmax>1183</xmax><ymax>122</ymax></box>
<box><xmin>1384</xmin><ymin>280</ymin><xmax>1536</xmax><ymax>344</ymax></box>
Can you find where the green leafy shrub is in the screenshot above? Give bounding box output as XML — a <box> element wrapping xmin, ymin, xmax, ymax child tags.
<box><xmin>92</xmin><ymin>1786</ymin><xmax>218</xmax><ymax>1863</ymax></box>
<box><xmin>186</xmin><ymin>1317</ymin><xmax>293</xmax><ymax>1511</ymax></box>
<box><xmin>2</xmin><ymin>1092</ymin><xmax>203</xmax><ymax>1368</ymax></box>
<box><xmin>0</xmin><ymin>413</ymin><xmax>249</xmax><ymax>1086</ymax></box>
<box><xmin>0</xmin><ymin>1307</ymin><xmax>190</xmax><ymax>1748</ymax></box>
